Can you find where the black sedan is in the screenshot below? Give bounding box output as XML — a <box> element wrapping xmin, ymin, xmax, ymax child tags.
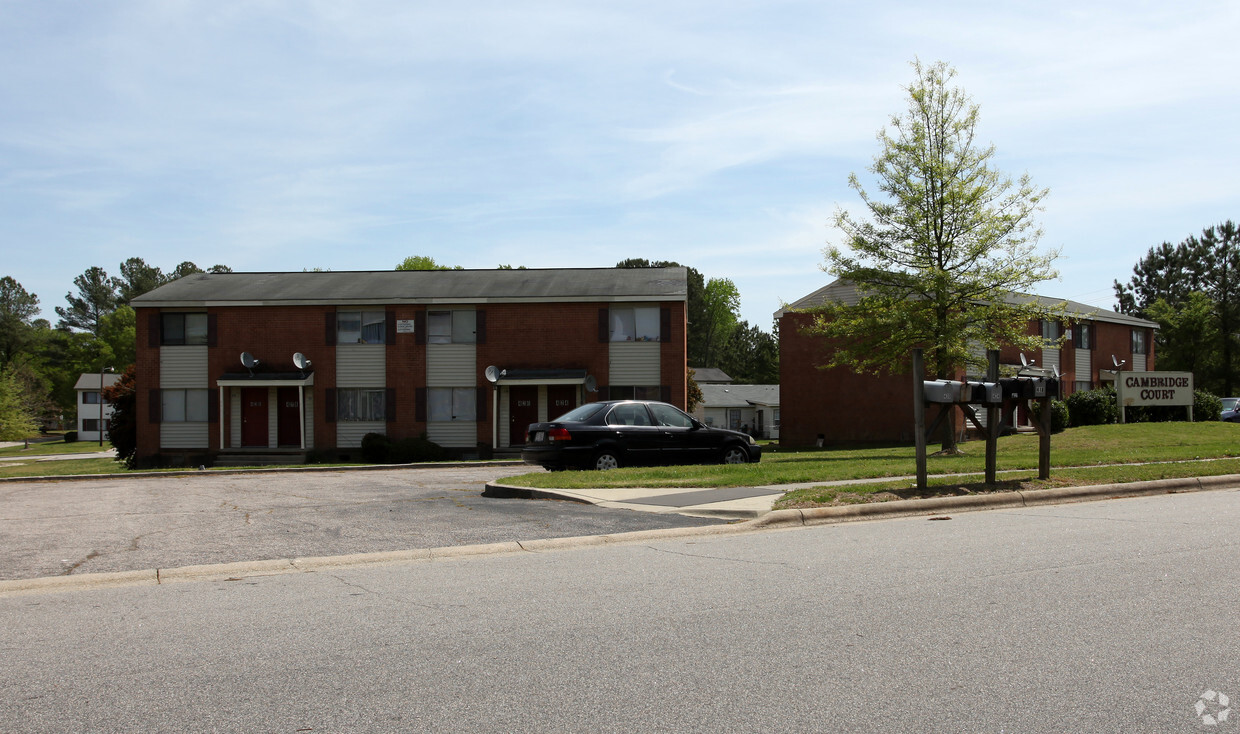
<box><xmin>521</xmin><ymin>400</ymin><xmax>762</xmax><ymax>471</ymax></box>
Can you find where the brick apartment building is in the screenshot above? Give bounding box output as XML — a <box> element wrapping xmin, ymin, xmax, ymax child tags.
<box><xmin>130</xmin><ymin>267</ymin><xmax>688</xmax><ymax>465</ymax></box>
<box><xmin>777</xmin><ymin>279</ymin><xmax>1159</xmax><ymax>446</ymax></box>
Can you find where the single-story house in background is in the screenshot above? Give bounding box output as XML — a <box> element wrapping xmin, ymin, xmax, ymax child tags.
<box><xmin>74</xmin><ymin>373</ymin><xmax>120</xmax><ymax>442</ymax></box>
<box><xmin>777</xmin><ymin>279</ymin><xmax>1159</xmax><ymax>446</ymax></box>
<box><xmin>693</xmin><ymin>383</ymin><xmax>780</xmax><ymax>439</ymax></box>
<box><xmin>689</xmin><ymin>367</ymin><xmax>733</xmax><ymax>385</ymax></box>
<box><xmin>129</xmin><ymin>267</ymin><xmax>689</xmax><ymax>466</ymax></box>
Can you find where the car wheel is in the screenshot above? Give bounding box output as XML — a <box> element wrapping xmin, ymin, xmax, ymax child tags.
<box><xmin>593</xmin><ymin>451</ymin><xmax>620</xmax><ymax>471</ymax></box>
<box><xmin>722</xmin><ymin>445</ymin><xmax>749</xmax><ymax>464</ymax></box>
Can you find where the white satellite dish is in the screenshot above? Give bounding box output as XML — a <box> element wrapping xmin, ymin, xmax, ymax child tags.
<box><xmin>1019</xmin><ymin>353</ymin><xmax>1033</xmax><ymax>367</ymax></box>
<box><xmin>484</xmin><ymin>365</ymin><xmax>500</xmax><ymax>384</ymax></box>
<box><xmin>240</xmin><ymin>352</ymin><xmax>259</xmax><ymax>369</ymax></box>
<box><xmin>293</xmin><ymin>352</ymin><xmax>311</xmax><ymax>370</ymax></box>
<box><xmin>1112</xmin><ymin>355</ymin><xmax>1126</xmax><ymax>369</ymax></box>
<box><xmin>584</xmin><ymin>375</ymin><xmax>598</xmax><ymax>393</ymax></box>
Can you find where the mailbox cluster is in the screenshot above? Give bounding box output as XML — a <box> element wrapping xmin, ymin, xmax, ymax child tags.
<box><xmin>923</xmin><ymin>377</ymin><xmax>1059</xmax><ymax>404</ymax></box>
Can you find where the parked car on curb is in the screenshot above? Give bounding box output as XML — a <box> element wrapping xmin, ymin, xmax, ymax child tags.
<box><xmin>521</xmin><ymin>400</ymin><xmax>762</xmax><ymax>471</ymax></box>
<box><xmin>1221</xmin><ymin>397</ymin><xmax>1240</xmax><ymax>422</ymax></box>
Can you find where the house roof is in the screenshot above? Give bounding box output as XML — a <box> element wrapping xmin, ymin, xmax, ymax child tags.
<box><xmin>775</xmin><ymin>278</ymin><xmax>1158</xmax><ymax>329</ymax></box>
<box><xmin>699</xmin><ymin>384</ymin><xmax>780</xmax><ymax>408</ymax></box>
<box><xmin>131</xmin><ymin>267</ymin><xmax>688</xmax><ymax>308</ymax></box>
<box><xmin>689</xmin><ymin>367</ymin><xmax>732</xmax><ymax>384</ymax></box>
<box><xmin>74</xmin><ymin>373</ymin><xmax>121</xmax><ymax>391</ymax></box>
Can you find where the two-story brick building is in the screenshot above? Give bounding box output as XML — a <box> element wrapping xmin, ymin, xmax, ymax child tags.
<box><xmin>777</xmin><ymin>279</ymin><xmax>1159</xmax><ymax>446</ymax></box>
<box><xmin>130</xmin><ymin>267</ymin><xmax>688</xmax><ymax>465</ymax></box>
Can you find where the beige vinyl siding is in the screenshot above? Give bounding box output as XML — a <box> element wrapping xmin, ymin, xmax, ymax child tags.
<box><xmin>1042</xmin><ymin>347</ymin><xmax>1060</xmax><ymax>373</ymax></box>
<box><xmin>427</xmin><ymin>344</ymin><xmax>477</xmax><ymax>385</ymax></box>
<box><xmin>161</xmin><ymin>423</ymin><xmax>209</xmax><ymax>448</ymax></box>
<box><xmin>230</xmin><ymin>389</ymin><xmax>241</xmax><ymax>447</ymax></box>
<box><xmin>337</xmin><ymin>421</ymin><xmax>383</xmax><ymax>448</ymax></box>
<box><xmin>1075</xmin><ymin>349</ymin><xmax>1092</xmax><ymax>385</ymax></box>
<box><xmin>427</xmin><ymin>422</ymin><xmax>476</xmax><ymax>448</ymax></box>
<box><xmin>1132</xmin><ymin>354</ymin><xmax>1147</xmax><ymax>371</ymax></box>
<box><xmin>160</xmin><ymin>346</ymin><xmax>208</xmax><ymax>387</ymax></box>
<box><xmin>303</xmin><ymin>393</ymin><xmax>314</xmax><ymax>447</ymax></box>
<box><xmin>336</xmin><ymin>345</ymin><xmax>385</xmax><ymax>387</ymax></box>
<box><xmin>609</xmin><ymin>342</ymin><xmax>660</xmax><ymax>385</ymax></box>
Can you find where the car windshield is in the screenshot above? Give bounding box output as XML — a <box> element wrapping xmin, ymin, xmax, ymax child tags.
<box><xmin>553</xmin><ymin>403</ymin><xmax>607</xmax><ymax>423</ymax></box>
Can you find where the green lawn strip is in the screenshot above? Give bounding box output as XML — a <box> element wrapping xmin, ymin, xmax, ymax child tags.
<box><xmin>775</xmin><ymin>457</ymin><xmax>1240</xmax><ymax>508</ymax></box>
<box><xmin>0</xmin><ymin>458</ymin><xmax>129</xmax><ymax>478</ymax></box>
<box><xmin>0</xmin><ymin>439</ymin><xmax>115</xmax><ymax>457</ymax></box>
<box><xmin>502</xmin><ymin>422</ymin><xmax>1240</xmax><ymax>490</ymax></box>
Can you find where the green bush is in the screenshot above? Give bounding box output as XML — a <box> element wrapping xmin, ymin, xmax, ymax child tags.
<box><xmin>1030</xmin><ymin>398</ymin><xmax>1069</xmax><ymax>433</ymax></box>
<box><xmin>63</xmin><ymin>430</ymin><xmax>78</xmax><ymax>443</ymax></box>
<box><xmin>1195</xmin><ymin>390</ymin><xmax>1224</xmax><ymax>421</ymax></box>
<box><xmin>1065</xmin><ymin>386</ymin><xmax>1119</xmax><ymax>427</ymax></box>
<box><xmin>1128</xmin><ymin>389</ymin><xmax>1221</xmax><ymax>423</ymax></box>
<box><xmin>361</xmin><ymin>432</ymin><xmax>446</xmax><ymax>464</ymax></box>
<box><xmin>360</xmin><ymin>432</ymin><xmax>392</xmax><ymax>463</ymax></box>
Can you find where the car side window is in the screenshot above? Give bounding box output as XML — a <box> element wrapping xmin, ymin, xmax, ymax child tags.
<box><xmin>649</xmin><ymin>403</ymin><xmax>693</xmax><ymax>428</ymax></box>
<box><xmin>608</xmin><ymin>404</ymin><xmax>652</xmax><ymax>426</ymax></box>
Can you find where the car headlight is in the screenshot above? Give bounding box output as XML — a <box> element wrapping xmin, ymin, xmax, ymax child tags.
<box><xmin>747</xmin><ymin>435</ymin><xmax>757</xmax><ymax>445</ymax></box>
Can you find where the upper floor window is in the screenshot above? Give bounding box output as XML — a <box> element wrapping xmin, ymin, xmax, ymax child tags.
<box><xmin>610</xmin><ymin>306</ymin><xmax>660</xmax><ymax>342</ymax></box>
<box><xmin>337</xmin><ymin>311</ymin><xmax>385</xmax><ymax>344</ymax></box>
<box><xmin>1041</xmin><ymin>320</ymin><xmax>1060</xmax><ymax>345</ymax></box>
<box><xmin>161</xmin><ymin>313</ymin><xmax>208</xmax><ymax>345</ymax></box>
<box><xmin>1132</xmin><ymin>329</ymin><xmax>1148</xmax><ymax>355</ymax></box>
<box><xmin>1072</xmin><ymin>323</ymin><xmax>1093</xmax><ymax>350</ymax></box>
<box><xmin>428</xmin><ymin>310</ymin><xmax>476</xmax><ymax>344</ymax></box>
<box><xmin>83</xmin><ymin>391</ymin><xmax>100</xmax><ymax>405</ymax></box>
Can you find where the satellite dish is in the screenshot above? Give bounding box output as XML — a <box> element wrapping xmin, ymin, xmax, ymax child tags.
<box><xmin>584</xmin><ymin>375</ymin><xmax>598</xmax><ymax>393</ymax></box>
<box><xmin>240</xmin><ymin>352</ymin><xmax>259</xmax><ymax>369</ymax></box>
<box><xmin>1019</xmin><ymin>353</ymin><xmax>1031</xmax><ymax>367</ymax></box>
<box><xmin>1112</xmin><ymin>355</ymin><xmax>1126</xmax><ymax>369</ymax></box>
<box><xmin>484</xmin><ymin>365</ymin><xmax>499</xmax><ymax>384</ymax></box>
<box><xmin>293</xmin><ymin>353</ymin><xmax>311</xmax><ymax>370</ymax></box>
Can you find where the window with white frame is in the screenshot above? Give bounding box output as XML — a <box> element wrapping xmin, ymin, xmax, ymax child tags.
<box><xmin>610</xmin><ymin>306</ymin><xmax>660</xmax><ymax>342</ymax></box>
<box><xmin>337</xmin><ymin>311</ymin><xmax>386</xmax><ymax>344</ymax></box>
<box><xmin>427</xmin><ymin>311</ymin><xmax>476</xmax><ymax>344</ymax></box>
<box><xmin>337</xmin><ymin>388</ymin><xmax>386</xmax><ymax>421</ymax></box>
<box><xmin>162</xmin><ymin>389</ymin><xmax>210</xmax><ymax>422</ymax></box>
<box><xmin>1132</xmin><ymin>329</ymin><xmax>1147</xmax><ymax>355</ymax></box>
<box><xmin>161</xmin><ymin>313</ymin><xmax>208</xmax><ymax>345</ymax></box>
<box><xmin>428</xmin><ymin>387</ymin><xmax>476</xmax><ymax>421</ymax></box>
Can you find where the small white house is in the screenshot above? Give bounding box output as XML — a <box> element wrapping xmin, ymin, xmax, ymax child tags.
<box><xmin>694</xmin><ymin>384</ymin><xmax>780</xmax><ymax>440</ymax></box>
<box><xmin>75</xmin><ymin>373</ymin><xmax>120</xmax><ymax>442</ymax></box>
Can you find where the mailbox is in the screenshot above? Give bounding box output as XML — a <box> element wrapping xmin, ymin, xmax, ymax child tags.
<box><xmin>1029</xmin><ymin>378</ymin><xmax>1047</xmax><ymax>398</ymax></box>
<box><xmin>1043</xmin><ymin>378</ymin><xmax>1060</xmax><ymax>399</ymax></box>
<box><xmin>968</xmin><ymin>381</ymin><xmax>1002</xmax><ymax>404</ymax></box>
<box><xmin>999</xmin><ymin>377</ymin><xmax>1034</xmax><ymax>399</ymax></box>
<box><xmin>923</xmin><ymin>380</ymin><xmax>967</xmax><ymax>403</ymax></box>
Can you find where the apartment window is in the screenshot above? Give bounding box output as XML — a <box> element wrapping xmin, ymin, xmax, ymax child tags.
<box><xmin>1072</xmin><ymin>323</ymin><xmax>1093</xmax><ymax>350</ymax></box>
<box><xmin>1074</xmin><ymin>381</ymin><xmax>1093</xmax><ymax>393</ymax></box>
<box><xmin>427</xmin><ymin>311</ymin><xmax>476</xmax><ymax>344</ymax></box>
<box><xmin>162</xmin><ymin>389</ymin><xmax>210</xmax><ymax>422</ymax></box>
<box><xmin>337</xmin><ymin>311</ymin><xmax>386</xmax><ymax>344</ymax></box>
<box><xmin>83</xmin><ymin>391</ymin><xmax>100</xmax><ymax>405</ymax></box>
<box><xmin>428</xmin><ymin>387</ymin><xmax>476</xmax><ymax>421</ymax></box>
<box><xmin>607</xmin><ymin>386</ymin><xmax>661</xmax><ymax>401</ymax></box>
<box><xmin>161</xmin><ymin>313</ymin><xmax>208</xmax><ymax>345</ymax></box>
<box><xmin>337</xmin><ymin>388</ymin><xmax>386</xmax><ymax>421</ymax></box>
<box><xmin>610</xmin><ymin>307</ymin><xmax>660</xmax><ymax>342</ymax></box>
<box><xmin>1041</xmin><ymin>320</ymin><xmax>1060</xmax><ymax>345</ymax></box>
<box><xmin>82</xmin><ymin>419</ymin><xmax>108</xmax><ymax>433</ymax></box>
<box><xmin>1132</xmin><ymin>329</ymin><xmax>1148</xmax><ymax>355</ymax></box>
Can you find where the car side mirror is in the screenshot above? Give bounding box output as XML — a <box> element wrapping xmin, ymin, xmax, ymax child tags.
<box><xmin>690</xmin><ymin>419</ymin><xmax>705</xmax><ymax>430</ymax></box>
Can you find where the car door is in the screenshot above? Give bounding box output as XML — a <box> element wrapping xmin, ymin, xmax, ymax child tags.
<box><xmin>648</xmin><ymin>402</ymin><xmax>715</xmax><ymax>464</ymax></box>
<box><xmin>604</xmin><ymin>403</ymin><xmax>663</xmax><ymax>466</ymax></box>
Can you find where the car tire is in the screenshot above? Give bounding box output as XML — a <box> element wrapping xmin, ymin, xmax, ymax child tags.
<box><xmin>721</xmin><ymin>445</ymin><xmax>749</xmax><ymax>464</ymax></box>
<box><xmin>593</xmin><ymin>451</ymin><xmax>620</xmax><ymax>471</ymax></box>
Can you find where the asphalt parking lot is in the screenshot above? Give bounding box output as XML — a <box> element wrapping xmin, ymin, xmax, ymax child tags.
<box><xmin>0</xmin><ymin>465</ymin><xmax>725</xmax><ymax>581</ymax></box>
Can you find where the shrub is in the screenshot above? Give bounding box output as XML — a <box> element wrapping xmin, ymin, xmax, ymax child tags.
<box><xmin>1128</xmin><ymin>388</ymin><xmax>1221</xmax><ymax>423</ymax></box>
<box><xmin>1194</xmin><ymin>390</ymin><xmax>1224</xmax><ymax>421</ymax></box>
<box><xmin>1030</xmin><ymin>398</ymin><xmax>1069</xmax><ymax>433</ymax></box>
<box><xmin>63</xmin><ymin>430</ymin><xmax>78</xmax><ymax>443</ymax></box>
<box><xmin>1065</xmin><ymin>386</ymin><xmax>1118</xmax><ymax>427</ymax></box>
<box><xmin>361</xmin><ymin>432</ymin><xmax>445</xmax><ymax>464</ymax></box>
<box><xmin>360</xmin><ymin>432</ymin><xmax>392</xmax><ymax>463</ymax></box>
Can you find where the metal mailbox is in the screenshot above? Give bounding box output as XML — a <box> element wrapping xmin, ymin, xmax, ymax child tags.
<box><xmin>999</xmin><ymin>377</ymin><xmax>1033</xmax><ymax>399</ymax></box>
<box><xmin>923</xmin><ymin>380</ymin><xmax>968</xmax><ymax>403</ymax></box>
<box><xmin>967</xmin><ymin>381</ymin><xmax>1002</xmax><ymax>404</ymax></box>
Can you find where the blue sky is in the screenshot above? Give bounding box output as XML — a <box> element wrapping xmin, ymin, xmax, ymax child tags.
<box><xmin>3</xmin><ymin>1</ymin><xmax>1238</xmax><ymax>330</ymax></box>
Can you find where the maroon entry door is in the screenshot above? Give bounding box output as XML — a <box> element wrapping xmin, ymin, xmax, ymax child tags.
<box><xmin>547</xmin><ymin>385</ymin><xmax>578</xmax><ymax>420</ymax></box>
<box><xmin>241</xmin><ymin>387</ymin><xmax>268</xmax><ymax>447</ymax></box>
<box><xmin>509</xmin><ymin>386</ymin><xmax>539</xmax><ymax>446</ymax></box>
<box><xmin>277</xmin><ymin>387</ymin><xmax>301</xmax><ymax>447</ymax></box>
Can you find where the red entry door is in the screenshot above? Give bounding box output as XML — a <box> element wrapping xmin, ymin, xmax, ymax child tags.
<box><xmin>241</xmin><ymin>387</ymin><xmax>268</xmax><ymax>447</ymax></box>
<box><xmin>547</xmin><ymin>385</ymin><xmax>578</xmax><ymax>420</ymax></box>
<box><xmin>509</xmin><ymin>386</ymin><xmax>539</xmax><ymax>446</ymax></box>
<box><xmin>277</xmin><ymin>387</ymin><xmax>301</xmax><ymax>447</ymax></box>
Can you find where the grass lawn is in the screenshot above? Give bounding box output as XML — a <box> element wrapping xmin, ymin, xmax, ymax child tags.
<box><xmin>499</xmin><ymin>422</ymin><xmax>1240</xmax><ymax>498</ymax></box>
<box><xmin>0</xmin><ymin>438</ymin><xmax>117</xmax><ymax>457</ymax></box>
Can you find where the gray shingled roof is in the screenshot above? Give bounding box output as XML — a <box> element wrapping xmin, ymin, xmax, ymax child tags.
<box><xmin>699</xmin><ymin>384</ymin><xmax>780</xmax><ymax>408</ymax></box>
<box><xmin>776</xmin><ymin>278</ymin><xmax>1158</xmax><ymax>329</ymax></box>
<box><xmin>131</xmin><ymin>267</ymin><xmax>688</xmax><ymax>307</ymax></box>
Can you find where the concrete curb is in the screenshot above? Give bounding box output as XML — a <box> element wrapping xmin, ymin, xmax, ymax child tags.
<box><xmin>2</xmin><ymin>474</ymin><xmax>1236</xmax><ymax>597</ymax></box>
<box><xmin>0</xmin><ymin>460</ymin><xmax>527</xmax><ymax>484</ymax></box>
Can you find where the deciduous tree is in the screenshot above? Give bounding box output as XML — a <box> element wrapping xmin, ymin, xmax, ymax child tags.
<box><xmin>0</xmin><ymin>276</ymin><xmax>40</xmax><ymax>368</ymax></box>
<box><xmin>813</xmin><ymin>59</ymin><xmax>1058</xmax><ymax>451</ymax></box>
